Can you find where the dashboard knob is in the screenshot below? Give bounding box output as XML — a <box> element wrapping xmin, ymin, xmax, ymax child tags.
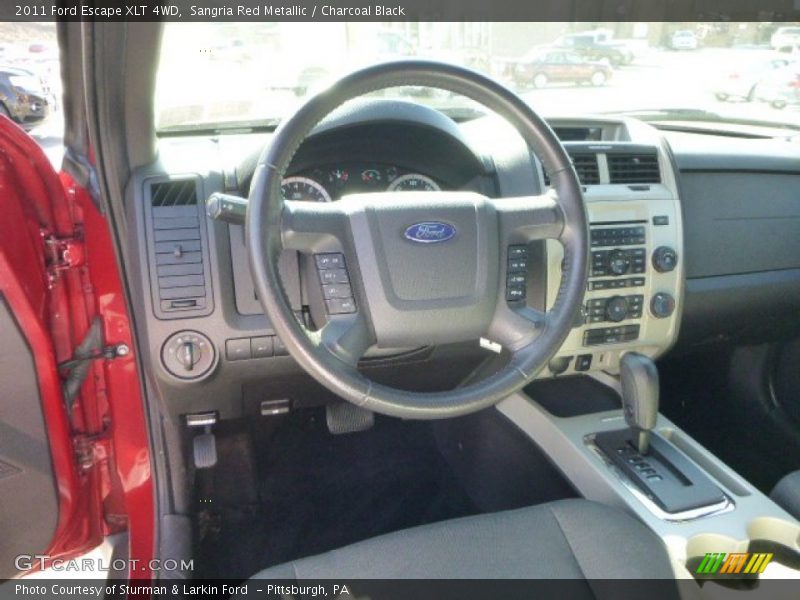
<box><xmin>650</xmin><ymin>292</ymin><xmax>675</xmax><ymax>318</ymax></box>
<box><xmin>605</xmin><ymin>296</ymin><xmax>629</xmax><ymax>322</ymax></box>
<box><xmin>607</xmin><ymin>249</ymin><xmax>631</xmax><ymax>275</ymax></box>
<box><xmin>548</xmin><ymin>356</ymin><xmax>572</xmax><ymax>376</ymax></box>
<box><xmin>176</xmin><ymin>341</ymin><xmax>201</xmax><ymax>371</ymax></box>
<box><xmin>652</xmin><ymin>246</ymin><xmax>678</xmax><ymax>273</ymax></box>
<box><xmin>161</xmin><ymin>331</ymin><xmax>216</xmax><ymax>380</ymax></box>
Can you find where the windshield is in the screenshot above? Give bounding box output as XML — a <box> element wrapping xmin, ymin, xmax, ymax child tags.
<box><xmin>156</xmin><ymin>22</ymin><xmax>800</xmax><ymax>132</ymax></box>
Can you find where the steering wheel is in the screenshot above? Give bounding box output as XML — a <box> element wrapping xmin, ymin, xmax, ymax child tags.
<box><xmin>247</xmin><ymin>60</ymin><xmax>588</xmax><ymax>419</ymax></box>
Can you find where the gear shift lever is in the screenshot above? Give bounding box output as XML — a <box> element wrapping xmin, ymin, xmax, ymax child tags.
<box><xmin>620</xmin><ymin>352</ymin><xmax>659</xmax><ymax>454</ymax></box>
<box><xmin>595</xmin><ymin>353</ymin><xmax>726</xmax><ymax>514</ymax></box>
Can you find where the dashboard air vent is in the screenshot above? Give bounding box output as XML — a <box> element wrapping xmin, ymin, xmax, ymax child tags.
<box><xmin>543</xmin><ymin>153</ymin><xmax>600</xmax><ymax>186</ymax></box>
<box><xmin>146</xmin><ymin>177</ymin><xmax>213</xmax><ymax>318</ymax></box>
<box><xmin>151</xmin><ymin>179</ymin><xmax>198</xmax><ymax>207</ymax></box>
<box><xmin>608</xmin><ymin>154</ymin><xmax>660</xmax><ymax>184</ymax></box>
<box><xmin>571</xmin><ymin>153</ymin><xmax>600</xmax><ymax>185</ymax></box>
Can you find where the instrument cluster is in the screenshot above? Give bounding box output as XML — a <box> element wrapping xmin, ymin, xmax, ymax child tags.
<box><xmin>281</xmin><ymin>163</ymin><xmax>441</xmax><ymax>202</ymax></box>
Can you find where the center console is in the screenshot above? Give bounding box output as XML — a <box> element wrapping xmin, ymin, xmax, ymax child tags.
<box><xmin>510</xmin><ymin>122</ymin><xmax>800</xmax><ymax>585</ymax></box>
<box><xmin>500</xmin><ymin>368</ymin><xmax>800</xmax><ymax>584</ymax></box>
<box><xmin>538</xmin><ymin>135</ymin><xmax>684</xmax><ymax>379</ymax></box>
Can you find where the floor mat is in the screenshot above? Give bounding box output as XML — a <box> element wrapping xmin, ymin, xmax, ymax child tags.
<box><xmin>195</xmin><ymin>409</ymin><xmax>479</xmax><ymax>580</ymax></box>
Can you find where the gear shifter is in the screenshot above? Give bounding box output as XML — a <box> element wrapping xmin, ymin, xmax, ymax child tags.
<box><xmin>620</xmin><ymin>352</ymin><xmax>659</xmax><ymax>454</ymax></box>
<box><xmin>594</xmin><ymin>352</ymin><xmax>727</xmax><ymax>514</ymax></box>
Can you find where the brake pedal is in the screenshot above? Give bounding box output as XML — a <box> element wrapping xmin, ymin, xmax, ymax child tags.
<box><xmin>326</xmin><ymin>402</ymin><xmax>374</xmax><ymax>435</ymax></box>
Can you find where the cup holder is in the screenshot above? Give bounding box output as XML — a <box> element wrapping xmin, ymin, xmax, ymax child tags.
<box><xmin>748</xmin><ymin>517</ymin><xmax>800</xmax><ymax>573</ymax></box>
<box><xmin>686</xmin><ymin>521</ymin><xmax>800</xmax><ymax>589</ymax></box>
<box><xmin>747</xmin><ymin>516</ymin><xmax>800</xmax><ymax>552</ymax></box>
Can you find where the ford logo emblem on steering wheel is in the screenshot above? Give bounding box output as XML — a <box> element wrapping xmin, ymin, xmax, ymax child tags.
<box><xmin>404</xmin><ymin>221</ymin><xmax>457</xmax><ymax>244</ymax></box>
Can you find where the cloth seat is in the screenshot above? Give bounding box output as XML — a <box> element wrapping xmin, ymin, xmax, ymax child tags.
<box><xmin>771</xmin><ymin>470</ymin><xmax>800</xmax><ymax>520</ymax></box>
<box><xmin>248</xmin><ymin>498</ymin><xmax>676</xmax><ymax>580</ymax></box>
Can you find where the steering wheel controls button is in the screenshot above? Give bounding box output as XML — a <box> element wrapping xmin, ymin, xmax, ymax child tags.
<box><xmin>322</xmin><ymin>283</ymin><xmax>352</xmax><ymax>300</ymax></box>
<box><xmin>508</xmin><ymin>258</ymin><xmax>528</xmax><ymax>272</ymax></box>
<box><xmin>507</xmin><ymin>273</ymin><xmax>526</xmax><ymax>286</ymax></box>
<box><xmin>326</xmin><ymin>298</ymin><xmax>356</xmax><ymax>315</ymax></box>
<box><xmin>506</xmin><ymin>286</ymin><xmax>526</xmax><ymax>301</ymax></box>
<box><xmin>319</xmin><ymin>268</ymin><xmax>349</xmax><ymax>284</ymax></box>
<box><xmin>508</xmin><ymin>245</ymin><xmax>528</xmax><ymax>259</ymax></box>
<box><xmin>225</xmin><ymin>338</ymin><xmax>252</xmax><ymax>361</ymax></box>
<box><xmin>315</xmin><ymin>253</ymin><xmax>345</xmax><ymax>269</ymax></box>
<box><xmin>251</xmin><ymin>336</ymin><xmax>274</xmax><ymax>358</ymax></box>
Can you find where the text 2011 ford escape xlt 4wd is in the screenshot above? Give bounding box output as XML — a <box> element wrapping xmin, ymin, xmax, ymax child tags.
<box><xmin>1</xmin><ymin>10</ymin><xmax>799</xmax><ymax>600</ymax></box>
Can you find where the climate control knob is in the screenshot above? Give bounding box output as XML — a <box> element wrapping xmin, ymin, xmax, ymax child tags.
<box><xmin>605</xmin><ymin>296</ymin><xmax>629</xmax><ymax>322</ymax></box>
<box><xmin>607</xmin><ymin>250</ymin><xmax>631</xmax><ymax>275</ymax></box>
<box><xmin>650</xmin><ymin>292</ymin><xmax>676</xmax><ymax>319</ymax></box>
<box><xmin>652</xmin><ymin>246</ymin><xmax>678</xmax><ymax>273</ymax></box>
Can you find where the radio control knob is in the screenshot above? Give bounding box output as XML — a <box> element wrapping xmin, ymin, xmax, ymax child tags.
<box><xmin>605</xmin><ymin>296</ymin><xmax>629</xmax><ymax>322</ymax></box>
<box><xmin>607</xmin><ymin>250</ymin><xmax>631</xmax><ymax>275</ymax></box>
<box><xmin>650</xmin><ymin>292</ymin><xmax>675</xmax><ymax>318</ymax></box>
<box><xmin>652</xmin><ymin>246</ymin><xmax>678</xmax><ymax>273</ymax></box>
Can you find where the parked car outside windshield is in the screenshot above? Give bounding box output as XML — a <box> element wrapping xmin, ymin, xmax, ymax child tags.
<box><xmin>502</xmin><ymin>49</ymin><xmax>612</xmax><ymax>89</ymax></box>
<box><xmin>154</xmin><ymin>23</ymin><xmax>800</xmax><ymax>134</ymax></box>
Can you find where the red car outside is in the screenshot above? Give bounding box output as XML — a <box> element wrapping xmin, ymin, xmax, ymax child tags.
<box><xmin>508</xmin><ymin>48</ymin><xmax>613</xmax><ymax>89</ymax></box>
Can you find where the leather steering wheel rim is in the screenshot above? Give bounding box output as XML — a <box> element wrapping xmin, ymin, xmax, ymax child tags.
<box><xmin>247</xmin><ymin>60</ymin><xmax>588</xmax><ymax>419</ymax></box>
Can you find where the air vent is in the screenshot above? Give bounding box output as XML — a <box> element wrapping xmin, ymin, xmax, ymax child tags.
<box><xmin>608</xmin><ymin>154</ymin><xmax>660</xmax><ymax>184</ymax></box>
<box><xmin>146</xmin><ymin>178</ymin><xmax>212</xmax><ymax>317</ymax></box>
<box><xmin>151</xmin><ymin>179</ymin><xmax>198</xmax><ymax>207</ymax></box>
<box><xmin>543</xmin><ymin>153</ymin><xmax>600</xmax><ymax>186</ymax></box>
<box><xmin>571</xmin><ymin>154</ymin><xmax>600</xmax><ymax>185</ymax></box>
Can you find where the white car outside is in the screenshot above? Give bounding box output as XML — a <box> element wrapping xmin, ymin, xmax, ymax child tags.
<box><xmin>770</xmin><ymin>27</ymin><xmax>800</xmax><ymax>51</ymax></box>
<box><xmin>713</xmin><ymin>58</ymin><xmax>793</xmax><ymax>101</ymax></box>
<box><xmin>669</xmin><ymin>30</ymin><xmax>698</xmax><ymax>51</ymax></box>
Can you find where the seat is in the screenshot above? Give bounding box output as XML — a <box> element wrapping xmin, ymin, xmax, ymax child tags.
<box><xmin>249</xmin><ymin>499</ymin><xmax>676</xmax><ymax>580</ymax></box>
<box><xmin>771</xmin><ymin>470</ymin><xmax>800</xmax><ymax>520</ymax></box>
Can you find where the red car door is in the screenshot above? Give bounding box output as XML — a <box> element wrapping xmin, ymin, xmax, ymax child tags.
<box><xmin>543</xmin><ymin>52</ymin><xmax>566</xmax><ymax>81</ymax></box>
<box><xmin>0</xmin><ymin>115</ymin><xmax>154</xmax><ymax>578</ymax></box>
<box><xmin>563</xmin><ymin>52</ymin><xmax>592</xmax><ymax>81</ymax></box>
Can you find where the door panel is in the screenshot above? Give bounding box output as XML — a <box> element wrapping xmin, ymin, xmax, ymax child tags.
<box><xmin>0</xmin><ymin>298</ymin><xmax>59</xmax><ymax>578</ymax></box>
<box><xmin>0</xmin><ymin>116</ymin><xmax>104</xmax><ymax>574</ymax></box>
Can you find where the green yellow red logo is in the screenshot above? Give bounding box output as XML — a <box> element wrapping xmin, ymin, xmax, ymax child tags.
<box><xmin>696</xmin><ymin>552</ymin><xmax>773</xmax><ymax>575</ymax></box>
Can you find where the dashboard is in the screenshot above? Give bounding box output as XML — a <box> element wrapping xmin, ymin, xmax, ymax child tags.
<box><xmin>125</xmin><ymin>99</ymin><xmax>800</xmax><ymax>421</ymax></box>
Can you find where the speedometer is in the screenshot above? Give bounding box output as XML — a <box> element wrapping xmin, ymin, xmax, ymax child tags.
<box><xmin>387</xmin><ymin>173</ymin><xmax>440</xmax><ymax>192</ymax></box>
<box><xmin>281</xmin><ymin>177</ymin><xmax>332</xmax><ymax>202</ymax></box>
